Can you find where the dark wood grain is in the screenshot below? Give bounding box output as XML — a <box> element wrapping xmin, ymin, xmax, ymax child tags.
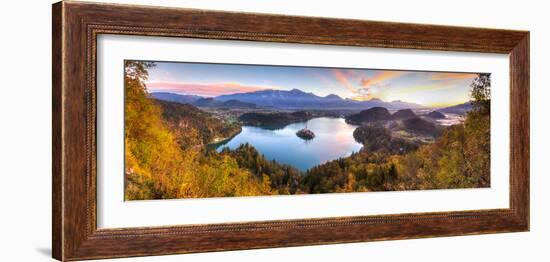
<box><xmin>509</xmin><ymin>34</ymin><xmax>530</xmax><ymax>226</ymax></box>
<box><xmin>52</xmin><ymin>2</ymin><xmax>63</xmax><ymax>260</ymax></box>
<box><xmin>52</xmin><ymin>1</ymin><xmax>530</xmax><ymax>261</ymax></box>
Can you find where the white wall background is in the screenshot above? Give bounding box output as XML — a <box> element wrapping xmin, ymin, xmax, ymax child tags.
<box><xmin>0</xmin><ymin>0</ymin><xmax>546</xmax><ymax>261</ymax></box>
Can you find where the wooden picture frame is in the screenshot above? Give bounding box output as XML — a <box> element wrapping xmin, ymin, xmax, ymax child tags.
<box><xmin>52</xmin><ymin>1</ymin><xmax>529</xmax><ymax>261</ymax></box>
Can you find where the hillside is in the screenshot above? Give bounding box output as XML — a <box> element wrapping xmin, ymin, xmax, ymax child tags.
<box><xmin>439</xmin><ymin>102</ymin><xmax>472</xmax><ymax>114</ymax></box>
<box><xmin>155</xmin><ymin>99</ymin><xmax>242</xmax><ymax>148</ymax></box>
<box><xmin>151</xmin><ymin>92</ymin><xmax>256</xmax><ymax>109</ymax></box>
<box><xmin>150</xmin><ymin>92</ymin><xmax>201</xmax><ymax>104</ymax></box>
<box><xmin>353</xmin><ymin>124</ymin><xmax>419</xmax><ymax>154</ymax></box>
<box><xmin>391</xmin><ymin>109</ymin><xmax>417</xmax><ymax>120</ymax></box>
<box><xmin>345</xmin><ymin>107</ymin><xmax>392</xmax><ymax>124</ymax></box>
<box><xmin>346</xmin><ymin>107</ymin><xmax>426</xmax><ymax>124</ymax></box>
<box><xmin>218</xmin><ymin>99</ymin><xmax>257</xmax><ymax>108</ymax></box>
<box><xmin>238</xmin><ymin>111</ymin><xmax>314</xmax><ymax>129</ymax></box>
<box><xmin>425</xmin><ymin>110</ymin><xmax>446</xmax><ymax>119</ymax></box>
<box><xmin>401</xmin><ymin>117</ymin><xmax>440</xmax><ymax>136</ymax></box>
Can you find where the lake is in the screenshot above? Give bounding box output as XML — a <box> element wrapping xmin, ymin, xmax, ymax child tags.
<box><xmin>216</xmin><ymin>117</ymin><xmax>363</xmax><ymax>171</ymax></box>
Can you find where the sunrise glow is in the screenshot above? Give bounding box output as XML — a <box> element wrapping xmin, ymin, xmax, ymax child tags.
<box><xmin>144</xmin><ymin>61</ymin><xmax>480</xmax><ymax>107</ymax></box>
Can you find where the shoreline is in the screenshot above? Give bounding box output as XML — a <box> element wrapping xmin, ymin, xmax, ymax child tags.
<box><xmin>206</xmin><ymin>127</ymin><xmax>243</xmax><ymax>149</ymax></box>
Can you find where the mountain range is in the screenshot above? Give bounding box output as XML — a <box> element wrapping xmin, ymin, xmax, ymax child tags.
<box><xmin>150</xmin><ymin>89</ymin><xmax>425</xmax><ymax>110</ymax></box>
<box><xmin>438</xmin><ymin>102</ymin><xmax>473</xmax><ymax>114</ymax></box>
<box><xmin>150</xmin><ymin>92</ymin><xmax>256</xmax><ymax>108</ymax></box>
<box><xmin>150</xmin><ymin>92</ymin><xmax>202</xmax><ymax>104</ymax></box>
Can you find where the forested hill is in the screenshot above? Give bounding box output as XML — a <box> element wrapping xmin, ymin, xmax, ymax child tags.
<box><xmin>154</xmin><ymin>99</ymin><xmax>241</xmax><ymax>148</ymax></box>
<box><xmin>438</xmin><ymin>102</ymin><xmax>473</xmax><ymax>115</ymax></box>
<box><xmin>238</xmin><ymin>111</ymin><xmax>313</xmax><ymax>129</ymax></box>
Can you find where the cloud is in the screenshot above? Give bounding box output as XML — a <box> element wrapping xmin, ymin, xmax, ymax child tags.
<box><xmin>332</xmin><ymin>69</ymin><xmax>356</xmax><ymax>93</ymax></box>
<box><xmin>332</xmin><ymin>69</ymin><xmax>407</xmax><ymax>101</ymax></box>
<box><xmin>145</xmin><ymin>81</ymin><xmax>272</xmax><ymax>97</ymax></box>
<box><xmin>330</xmin><ymin>69</ymin><xmax>476</xmax><ymax>103</ymax></box>
<box><xmin>360</xmin><ymin>71</ymin><xmax>406</xmax><ymax>89</ymax></box>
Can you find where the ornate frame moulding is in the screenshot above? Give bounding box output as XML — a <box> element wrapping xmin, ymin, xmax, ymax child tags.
<box><xmin>52</xmin><ymin>1</ymin><xmax>529</xmax><ymax>261</ymax></box>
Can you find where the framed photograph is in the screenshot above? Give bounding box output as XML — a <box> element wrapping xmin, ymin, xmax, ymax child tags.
<box><xmin>52</xmin><ymin>1</ymin><xmax>529</xmax><ymax>261</ymax></box>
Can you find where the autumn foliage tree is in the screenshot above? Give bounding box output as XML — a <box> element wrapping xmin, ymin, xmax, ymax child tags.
<box><xmin>124</xmin><ymin>61</ymin><xmax>272</xmax><ymax>200</ymax></box>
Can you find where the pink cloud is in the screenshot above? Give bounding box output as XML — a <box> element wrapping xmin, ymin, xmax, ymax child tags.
<box><xmin>332</xmin><ymin>69</ymin><xmax>407</xmax><ymax>101</ymax></box>
<box><xmin>360</xmin><ymin>71</ymin><xmax>406</xmax><ymax>89</ymax></box>
<box><xmin>145</xmin><ymin>81</ymin><xmax>272</xmax><ymax>97</ymax></box>
<box><xmin>332</xmin><ymin>69</ymin><xmax>356</xmax><ymax>93</ymax></box>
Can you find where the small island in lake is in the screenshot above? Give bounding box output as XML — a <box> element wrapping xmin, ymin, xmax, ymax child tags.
<box><xmin>296</xmin><ymin>128</ymin><xmax>315</xmax><ymax>140</ymax></box>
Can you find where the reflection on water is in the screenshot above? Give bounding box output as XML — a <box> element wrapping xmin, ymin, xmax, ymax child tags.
<box><xmin>216</xmin><ymin>117</ymin><xmax>363</xmax><ymax>171</ymax></box>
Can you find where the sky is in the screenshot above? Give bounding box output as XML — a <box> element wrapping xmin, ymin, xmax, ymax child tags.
<box><xmin>142</xmin><ymin>61</ymin><xmax>482</xmax><ymax>107</ymax></box>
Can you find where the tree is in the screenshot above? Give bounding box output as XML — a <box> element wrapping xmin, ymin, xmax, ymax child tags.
<box><xmin>470</xmin><ymin>73</ymin><xmax>491</xmax><ymax>114</ymax></box>
<box><xmin>387</xmin><ymin>163</ymin><xmax>398</xmax><ymax>182</ymax></box>
<box><xmin>124</xmin><ymin>60</ymin><xmax>155</xmax><ymax>82</ymax></box>
<box><xmin>464</xmin><ymin>73</ymin><xmax>491</xmax><ymax>187</ymax></box>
